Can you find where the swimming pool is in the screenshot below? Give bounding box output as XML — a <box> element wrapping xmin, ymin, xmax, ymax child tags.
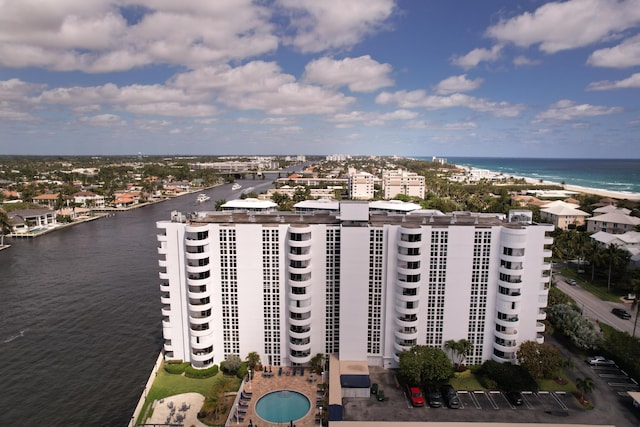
<box><xmin>255</xmin><ymin>390</ymin><xmax>310</xmax><ymax>423</ymax></box>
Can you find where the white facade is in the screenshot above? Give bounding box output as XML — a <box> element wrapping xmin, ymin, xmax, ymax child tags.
<box><xmin>157</xmin><ymin>204</ymin><xmax>553</xmax><ymax>369</ymax></box>
<box><xmin>382</xmin><ymin>169</ymin><xmax>425</xmax><ymax>199</ymax></box>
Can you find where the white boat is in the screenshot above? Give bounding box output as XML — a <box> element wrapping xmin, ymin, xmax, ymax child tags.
<box><xmin>196</xmin><ymin>193</ymin><xmax>210</xmax><ymax>203</ymax></box>
<box><xmin>232</xmin><ymin>183</ymin><xmax>242</xmax><ymax>190</ymax></box>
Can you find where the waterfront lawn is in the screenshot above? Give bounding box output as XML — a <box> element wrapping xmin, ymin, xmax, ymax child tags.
<box><xmin>136</xmin><ymin>363</ymin><xmax>240</xmax><ymax>425</ymax></box>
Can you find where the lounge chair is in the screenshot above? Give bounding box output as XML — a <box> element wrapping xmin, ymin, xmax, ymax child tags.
<box><xmin>278</xmin><ymin>366</ymin><xmax>283</xmax><ymax>376</ymax></box>
<box><xmin>239</xmin><ymin>401</ymin><xmax>249</xmax><ymax>408</ymax></box>
<box><xmin>300</xmin><ymin>367</ymin><xmax>305</xmax><ymax>376</ymax></box>
<box><xmin>293</xmin><ymin>367</ymin><xmax>297</xmax><ymax>376</ymax></box>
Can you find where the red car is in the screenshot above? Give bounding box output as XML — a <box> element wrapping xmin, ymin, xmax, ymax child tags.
<box><xmin>406</xmin><ymin>385</ymin><xmax>425</xmax><ymax>407</ymax></box>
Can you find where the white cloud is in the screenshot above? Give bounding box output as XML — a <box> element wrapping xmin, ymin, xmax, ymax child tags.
<box><xmin>277</xmin><ymin>0</ymin><xmax>395</xmax><ymax>53</ymax></box>
<box><xmin>588</xmin><ymin>34</ymin><xmax>640</xmax><ymax>68</ymax></box>
<box><xmin>513</xmin><ymin>55</ymin><xmax>541</xmax><ymax>67</ymax></box>
<box><xmin>0</xmin><ymin>0</ymin><xmax>278</xmax><ymax>72</ymax></box>
<box><xmin>407</xmin><ymin>120</ymin><xmax>477</xmax><ymax>130</ymax></box>
<box><xmin>327</xmin><ymin>109</ymin><xmax>417</xmax><ymax>125</ymax></box>
<box><xmin>172</xmin><ymin>61</ymin><xmax>354</xmax><ymax>115</ymax></box>
<box><xmin>586</xmin><ymin>73</ymin><xmax>640</xmax><ymax>90</ymax></box>
<box><xmin>376</xmin><ymin>90</ymin><xmax>524</xmax><ymax>117</ymax></box>
<box><xmin>485</xmin><ymin>0</ymin><xmax>640</xmax><ymax>53</ymax></box>
<box><xmin>433</xmin><ymin>75</ymin><xmax>483</xmax><ymax>95</ymax></box>
<box><xmin>535</xmin><ymin>99</ymin><xmax>623</xmax><ymax>121</ymax></box>
<box><xmin>451</xmin><ymin>45</ymin><xmax>502</xmax><ymax>69</ymax></box>
<box><xmin>125</xmin><ymin>102</ymin><xmax>217</xmax><ymax>117</ymax></box>
<box><xmin>303</xmin><ymin>56</ymin><xmax>394</xmax><ymax>92</ymax></box>
<box><xmin>79</xmin><ymin>113</ymin><xmax>125</xmax><ymax>126</ymax></box>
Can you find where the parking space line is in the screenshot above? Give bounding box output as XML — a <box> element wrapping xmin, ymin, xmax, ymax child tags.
<box><xmin>551</xmin><ymin>392</ymin><xmax>569</xmax><ymax>411</ymax></box>
<box><xmin>521</xmin><ymin>391</ymin><xmax>534</xmax><ymax>409</ymax></box>
<box><xmin>486</xmin><ymin>391</ymin><xmax>499</xmax><ymax>410</ymax></box>
<box><xmin>470</xmin><ymin>391</ymin><xmax>482</xmax><ymax>409</ymax></box>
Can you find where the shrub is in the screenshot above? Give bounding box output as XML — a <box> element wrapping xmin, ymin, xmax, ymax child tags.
<box><xmin>164</xmin><ymin>362</ymin><xmax>189</xmax><ymax>375</ymax></box>
<box><xmin>185</xmin><ymin>364</ymin><xmax>219</xmax><ymax>379</ymax></box>
<box><xmin>236</xmin><ymin>363</ymin><xmax>248</xmax><ymax>380</ymax></box>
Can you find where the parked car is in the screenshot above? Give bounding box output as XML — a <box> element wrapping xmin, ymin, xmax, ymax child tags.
<box><xmin>612</xmin><ymin>308</ymin><xmax>631</xmax><ymax>319</ymax></box>
<box><xmin>585</xmin><ymin>355</ymin><xmax>615</xmax><ymax>366</ymax></box>
<box><xmin>566</xmin><ymin>279</ymin><xmax>577</xmax><ymax>286</ymax></box>
<box><xmin>370</xmin><ymin>383</ymin><xmax>378</xmax><ymax>395</ymax></box>
<box><xmin>440</xmin><ymin>384</ymin><xmax>460</xmax><ymax>409</ymax></box>
<box><xmin>425</xmin><ymin>385</ymin><xmax>442</xmax><ymax>408</ymax></box>
<box><xmin>406</xmin><ymin>385</ymin><xmax>425</xmax><ymax>407</ymax></box>
<box><xmin>505</xmin><ymin>391</ymin><xmax>523</xmax><ymax>406</ymax></box>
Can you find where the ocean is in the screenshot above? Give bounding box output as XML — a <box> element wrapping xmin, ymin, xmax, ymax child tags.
<box><xmin>430</xmin><ymin>157</ymin><xmax>640</xmax><ymax>196</ymax></box>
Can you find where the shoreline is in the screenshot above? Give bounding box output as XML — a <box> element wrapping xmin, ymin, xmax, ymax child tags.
<box><xmin>455</xmin><ymin>164</ymin><xmax>640</xmax><ymax>202</ymax></box>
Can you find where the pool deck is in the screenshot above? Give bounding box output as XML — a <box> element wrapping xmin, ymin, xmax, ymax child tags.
<box><xmin>237</xmin><ymin>368</ymin><xmax>325</xmax><ymax>427</ymax></box>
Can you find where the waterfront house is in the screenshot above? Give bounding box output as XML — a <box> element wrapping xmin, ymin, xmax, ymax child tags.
<box><xmin>587</xmin><ymin>211</ymin><xmax>640</xmax><ymax>234</ymax></box>
<box><xmin>8</xmin><ymin>209</ymin><xmax>57</xmax><ymax>232</ymax></box>
<box><xmin>73</xmin><ymin>191</ymin><xmax>105</xmax><ymax>208</ymax></box>
<box><xmin>32</xmin><ymin>193</ymin><xmax>61</xmax><ymax>208</ymax></box>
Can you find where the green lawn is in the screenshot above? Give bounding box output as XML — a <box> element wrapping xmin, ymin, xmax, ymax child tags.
<box><xmin>135</xmin><ymin>363</ymin><xmax>240</xmax><ymax>425</ymax></box>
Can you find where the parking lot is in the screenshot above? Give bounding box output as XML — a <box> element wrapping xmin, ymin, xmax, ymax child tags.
<box><xmin>341</xmin><ymin>365</ymin><xmax>640</xmax><ymax>426</ymax></box>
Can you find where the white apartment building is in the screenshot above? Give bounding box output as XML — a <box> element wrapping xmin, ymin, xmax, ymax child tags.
<box><xmin>348</xmin><ymin>171</ymin><xmax>375</xmax><ymax>200</ymax></box>
<box><xmin>382</xmin><ymin>169</ymin><xmax>425</xmax><ymax>199</ymax></box>
<box><xmin>157</xmin><ymin>203</ymin><xmax>553</xmax><ymax>371</ymax></box>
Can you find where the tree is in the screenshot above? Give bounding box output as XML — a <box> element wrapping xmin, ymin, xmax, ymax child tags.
<box><xmin>604</xmin><ymin>243</ymin><xmax>630</xmax><ymax>292</ymax></box>
<box><xmin>399</xmin><ymin>345</ymin><xmax>453</xmax><ymax>385</ymax></box>
<box><xmin>546</xmin><ymin>303</ymin><xmax>601</xmax><ymax>350</ymax></box>
<box><xmin>0</xmin><ymin>208</ymin><xmax>11</xmax><ymax>246</ymax></box>
<box><xmin>221</xmin><ymin>354</ymin><xmax>242</xmax><ymax>374</ymax></box>
<box><xmin>516</xmin><ymin>341</ymin><xmax>563</xmax><ymax>380</ymax></box>
<box><xmin>575</xmin><ymin>376</ymin><xmax>595</xmax><ymax>402</ymax></box>
<box><xmin>310</xmin><ymin>353</ymin><xmax>325</xmax><ymax>375</ymax></box>
<box><xmin>214</xmin><ymin>199</ymin><xmax>226</xmax><ymax>211</ymax></box>
<box><xmin>245</xmin><ymin>351</ymin><xmax>261</xmax><ymax>372</ymax></box>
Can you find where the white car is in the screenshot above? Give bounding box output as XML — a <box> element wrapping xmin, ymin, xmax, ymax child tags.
<box><xmin>585</xmin><ymin>356</ymin><xmax>615</xmax><ymax>366</ymax></box>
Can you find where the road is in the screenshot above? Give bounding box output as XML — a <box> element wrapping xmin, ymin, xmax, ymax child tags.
<box><xmin>554</xmin><ymin>274</ymin><xmax>639</xmax><ymax>336</ymax></box>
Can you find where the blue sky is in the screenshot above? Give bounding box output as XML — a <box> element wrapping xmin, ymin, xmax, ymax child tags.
<box><xmin>1</xmin><ymin>0</ymin><xmax>639</xmax><ymax>158</ymax></box>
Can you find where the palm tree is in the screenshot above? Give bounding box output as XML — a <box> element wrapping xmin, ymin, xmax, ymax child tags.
<box><xmin>457</xmin><ymin>339</ymin><xmax>473</xmax><ymax>367</ymax></box>
<box><xmin>310</xmin><ymin>353</ymin><xmax>325</xmax><ymax>375</ymax></box>
<box><xmin>245</xmin><ymin>351</ymin><xmax>261</xmax><ymax>372</ymax></box>
<box><xmin>444</xmin><ymin>339</ymin><xmax>457</xmax><ymax>362</ymax></box>
<box><xmin>575</xmin><ymin>376</ymin><xmax>595</xmax><ymax>403</ymax></box>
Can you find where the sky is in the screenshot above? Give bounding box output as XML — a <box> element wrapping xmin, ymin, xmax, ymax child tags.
<box><xmin>1</xmin><ymin>0</ymin><xmax>639</xmax><ymax>158</ymax></box>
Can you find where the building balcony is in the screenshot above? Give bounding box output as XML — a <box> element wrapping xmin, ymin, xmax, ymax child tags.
<box><xmin>159</xmin><ymin>282</ymin><xmax>170</xmax><ymax>292</ymax></box>
<box><xmin>541</xmin><ymin>262</ymin><xmax>551</xmax><ymax>271</ymax></box>
<box><xmin>536</xmin><ymin>322</ymin><xmax>545</xmax><ymax>333</ymax></box>
<box><xmin>162</xmin><ymin>319</ymin><xmax>171</xmax><ymax>328</ymax></box>
<box><xmin>499</xmin><ymin>265</ymin><xmax>523</xmax><ymax>276</ymax></box>
<box><xmin>396</xmin><ymin>252</ymin><xmax>420</xmax><ymax>263</ymax></box>
<box><xmin>537</xmin><ymin>310</ymin><xmax>547</xmax><ymax>321</ymax></box>
<box><xmin>289</xmin><ymin>353</ymin><xmax>312</xmax><ymax>365</ymax></box>
<box><xmin>494</xmin><ymin>328</ymin><xmax>518</xmax><ymax>340</ymax></box>
<box><xmin>187</xmin><ymin>276</ymin><xmax>209</xmax><ymax>287</ymax></box>
<box><xmin>393</xmin><ymin>341</ymin><xmax>413</xmax><ymax>354</ymax></box>
<box><xmin>160</xmin><ymin>295</ymin><xmax>171</xmax><ymax>305</ymax></box>
<box><xmin>395</xmin><ymin>315</ymin><xmax>417</xmax><ymax>328</ymax></box>
<box><xmin>491</xmin><ymin>349</ymin><xmax>516</xmax><ymax>363</ymax></box>
<box><xmin>159</xmin><ymin>271</ymin><xmax>169</xmax><ymax>280</ymax></box>
<box><xmin>188</xmin><ymin>287</ymin><xmax>207</xmax><ymax>299</ymax></box>
<box><xmin>288</xmin><ymin>264</ymin><xmax>312</xmax><ymax>275</ymax></box>
<box><xmin>536</xmin><ymin>334</ymin><xmax>544</xmax><ymax>344</ymax></box>
<box><xmin>288</xmin><ymin>238</ymin><xmax>312</xmax><ymax>248</ymax></box>
<box><xmin>289</xmin><ymin>315</ymin><xmax>312</xmax><ymax>327</ymax></box>
<box><xmin>191</xmin><ymin>336</ymin><xmax>214</xmax><ymax>349</ymax></box>
<box><xmin>394</xmin><ymin>327</ymin><xmax>418</xmax><ymax>341</ymax></box>
<box><xmin>157</xmin><ymin>233</ymin><xmax>167</xmax><ymax>242</ymax></box>
<box><xmin>497</xmin><ymin>290</ymin><xmax>522</xmax><ymax>303</ymax></box>
<box><xmin>397</xmin><ymin>239</ymin><xmax>421</xmax><ymax>249</ymax></box>
<box><xmin>158</xmin><ymin>259</ymin><xmax>167</xmax><ymax>268</ymax></box>
<box><xmin>186</xmin><ymin>264</ymin><xmax>210</xmax><ymax>275</ymax></box>
<box><xmin>289</xmin><ymin>338</ymin><xmax>311</xmax><ymax>352</ymax></box>
<box><xmin>188</xmin><ymin>300</ymin><xmax>213</xmax><ymax>312</ymax></box>
<box><xmin>157</xmin><ymin>245</ymin><xmax>167</xmax><ymax>255</ymax></box>
<box><xmin>161</xmin><ymin>305</ymin><xmax>171</xmax><ymax>316</ymax></box>
<box><xmin>495</xmin><ymin>316</ymin><xmax>520</xmax><ymax>329</ymax></box>
<box><xmin>395</xmin><ymin>304</ymin><xmax>419</xmax><ymax>316</ymax></box>
<box><xmin>289</xmin><ymin>326</ymin><xmax>312</xmax><ymax>340</ymax></box>
<box><xmin>163</xmin><ymin>342</ymin><xmax>173</xmax><ymax>352</ymax></box>
<box><xmin>493</xmin><ymin>340</ymin><xmax>517</xmax><ymax>353</ymax></box>
<box><xmin>543</xmin><ymin>249</ymin><xmax>552</xmax><ymax>258</ymax></box>
<box><xmin>395</xmin><ymin>290</ymin><xmax>419</xmax><ymax>303</ymax></box>
<box><xmin>189</xmin><ymin>327</ymin><xmax>212</xmax><ymax>338</ymax></box>
<box><xmin>287</xmin><ymin>252</ymin><xmax>310</xmax><ymax>261</ymax></box>
<box><xmin>191</xmin><ymin>350</ymin><xmax>214</xmax><ymax>363</ymax></box>
<box><xmin>543</xmin><ymin>237</ymin><xmax>553</xmax><ymax>246</ymax></box>
<box><xmin>188</xmin><ymin>314</ymin><xmax>211</xmax><ymax>325</ymax></box>
<box><xmin>288</xmin><ymin>291</ymin><xmax>310</xmax><ymax>302</ymax></box>
<box><xmin>185</xmin><ymin>251</ymin><xmax>208</xmax><ymax>261</ymax></box>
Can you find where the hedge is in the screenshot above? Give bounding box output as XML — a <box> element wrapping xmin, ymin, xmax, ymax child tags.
<box><xmin>185</xmin><ymin>364</ymin><xmax>219</xmax><ymax>379</ymax></box>
<box><xmin>164</xmin><ymin>362</ymin><xmax>190</xmax><ymax>375</ymax></box>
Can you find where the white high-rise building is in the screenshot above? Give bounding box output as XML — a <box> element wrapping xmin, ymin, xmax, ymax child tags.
<box><xmin>157</xmin><ymin>203</ymin><xmax>553</xmax><ymax>370</ymax></box>
<box><xmin>382</xmin><ymin>169</ymin><xmax>425</xmax><ymax>199</ymax></box>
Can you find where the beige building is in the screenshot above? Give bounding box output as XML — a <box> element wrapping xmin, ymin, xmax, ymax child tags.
<box><xmin>348</xmin><ymin>171</ymin><xmax>375</xmax><ymax>200</ymax></box>
<box><xmin>587</xmin><ymin>210</ymin><xmax>640</xmax><ymax>234</ymax></box>
<box><xmin>382</xmin><ymin>169</ymin><xmax>425</xmax><ymax>199</ymax></box>
<box><xmin>539</xmin><ymin>200</ymin><xmax>590</xmax><ymax>230</ymax></box>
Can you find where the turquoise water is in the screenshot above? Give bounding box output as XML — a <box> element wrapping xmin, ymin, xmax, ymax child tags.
<box><xmin>255</xmin><ymin>390</ymin><xmax>310</xmax><ymax>423</ymax></box>
<box><xmin>428</xmin><ymin>157</ymin><xmax>640</xmax><ymax>195</ymax></box>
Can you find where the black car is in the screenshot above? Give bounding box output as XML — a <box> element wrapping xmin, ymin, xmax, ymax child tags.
<box><xmin>505</xmin><ymin>391</ymin><xmax>523</xmax><ymax>406</ymax></box>
<box><xmin>440</xmin><ymin>384</ymin><xmax>460</xmax><ymax>409</ymax></box>
<box><xmin>425</xmin><ymin>385</ymin><xmax>442</xmax><ymax>408</ymax></box>
<box><xmin>612</xmin><ymin>308</ymin><xmax>631</xmax><ymax>319</ymax></box>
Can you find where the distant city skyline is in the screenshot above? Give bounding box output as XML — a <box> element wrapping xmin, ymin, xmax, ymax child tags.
<box><xmin>1</xmin><ymin>0</ymin><xmax>639</xmax><ymax>158</ymax></box>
